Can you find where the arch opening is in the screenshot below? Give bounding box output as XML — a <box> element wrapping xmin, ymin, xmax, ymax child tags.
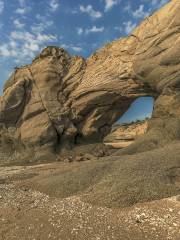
<box><xmin>104</xmin><ymin>97</ymin><xmax>155</xmax><ymax>149</ymax></box>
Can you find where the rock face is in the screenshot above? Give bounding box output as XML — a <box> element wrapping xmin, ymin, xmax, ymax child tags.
<box><xmin>0</xmin><ymin>0</ymin><xmax>180</xmax><ymax>164</ymax></box>
<box><xmin>104</xmin><ymin>120</ymin><xmax>148</xmax><ymax>148</ymax></box>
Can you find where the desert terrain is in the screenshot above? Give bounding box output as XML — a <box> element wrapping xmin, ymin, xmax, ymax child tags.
<box><xmin>0</xmin><ymin>161</ymin><xmax>179</xmax><ymax>240</ymax></box>
<box><xmin>0</xmin><ymin>0</ymin><xmax>180</xmax><ymax>239</ymax></box>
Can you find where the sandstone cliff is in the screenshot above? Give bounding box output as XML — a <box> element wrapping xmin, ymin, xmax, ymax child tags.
<box><xmin>0</xmin><ymin>0</ymin><xmax>180</xmax><ymax>164</ymax></box>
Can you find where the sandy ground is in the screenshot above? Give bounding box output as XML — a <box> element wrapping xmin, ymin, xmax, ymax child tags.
<box><xmin>0</xmin><ymin>163</ymin><xmax>179</xmax><ymax>240</ymax></box>
<box><xmin>104</xmin><ymin>141</ymin><xmax>134</xmax><ymax>148</ymax></box>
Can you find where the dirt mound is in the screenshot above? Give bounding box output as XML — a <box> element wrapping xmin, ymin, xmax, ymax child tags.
<box><xmin>0</xmin><ymin>164</ymin><xmax>179</xmax><ymax>240</ymax></box>
<box><xmin>0</xmin><ymin>184</ymin><xmax>180</xmax><ymax>240</ymax></box>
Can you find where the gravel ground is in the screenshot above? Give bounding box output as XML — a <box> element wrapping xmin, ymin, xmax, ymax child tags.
<box><xmin>0</xmin><ymin>164</ymin><xmax>179</xmax><ymax>240</ymax></box>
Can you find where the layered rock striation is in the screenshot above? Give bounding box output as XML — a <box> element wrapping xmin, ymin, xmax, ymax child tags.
<box><xmin>0</xmin><ymin>0</ymin><xmax>180</xmax><ymax>164</ymax></box>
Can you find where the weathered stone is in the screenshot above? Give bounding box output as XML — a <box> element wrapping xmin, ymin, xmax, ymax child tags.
<box><xmin>104</xmin><ymin>120</ymin><xmax>148</xmax><ymax>148</ymax></box>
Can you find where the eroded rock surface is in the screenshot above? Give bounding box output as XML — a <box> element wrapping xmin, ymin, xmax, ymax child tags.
<box><xmin>0</xmin><ymin>0</ymin><xmax>180</xmax><ymax>164</ymax></box>
<box><xmin>104</xmin><ymin>120</ymin><xmax>148</xmax><ymax>148</ymax></box>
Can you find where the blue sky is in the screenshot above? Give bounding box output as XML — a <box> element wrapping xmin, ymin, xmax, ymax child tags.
<box><xmin>117</xmin><ymin>97</ymin><xmax>154</xmax><ymax>124</ymax></box>
<box><xmin>0</xmin><ymin>0</ymin><xmax>169</xmax><ymax>121</ymax></box>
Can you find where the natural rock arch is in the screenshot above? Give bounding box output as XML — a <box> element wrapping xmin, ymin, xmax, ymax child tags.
<box><xmin>0</xmin><ymin>0</ymin><xmax>180</xmax><ymax>164</ymax></box>
<box><xmin>113</xmin><ymin>96</ymin><xmax>154</xmax><ymax>125</ymax></box>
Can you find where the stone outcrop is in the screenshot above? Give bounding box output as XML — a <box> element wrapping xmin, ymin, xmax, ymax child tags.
<box><xmin>0</xmin><ymin>0</ymin><xmax>180</xmax><ymax>164</ymax></box>
<box><xmin>104</xmin><ymin>120</ymin><xmax>148</xmax><ymax>148</ymax></box>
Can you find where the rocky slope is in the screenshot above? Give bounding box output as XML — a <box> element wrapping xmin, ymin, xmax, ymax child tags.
<box><xmin>0</xmin><ymin>164</ymin><xmax>179</xmax><ymax>240</ymax></box>
<box><xmin>104</xmin><ymin>120</ymin><xmax>148</xmax><ymax>148</ymax></box>
<box><xmin>0</xmin><ymin>0</ymin><xmax>180</xmax><ymax>164</ymax></box>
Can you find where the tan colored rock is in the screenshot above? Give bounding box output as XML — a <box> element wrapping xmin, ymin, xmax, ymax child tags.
<box><xmin>104</xmin><ymin>120</ymin><xmax>148</xmax><ymax>148</ymax></box>
<box><xmin>0</xmin><ymin>0</ymin><xmax>180</xmax><ymax>163</ymax></box>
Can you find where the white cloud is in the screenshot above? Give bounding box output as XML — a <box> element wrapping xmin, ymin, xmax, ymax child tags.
<box><xmin>71</xmin><ymin>46</ymin><xmax>83</xmax><ymax>52</ymax></box>
<box><xmin>31</xmin><ymin>24</ymin><xmax>45</xmax><ymax>34</ymax></box>
<box><xmin>31</xmin><ymin>21</ymin><xmax>53</xmax><ymax>34</ymax></box>
<box><xmin>0</xmin><ymin>45</ymin><xmax>12</xmax><ymax>57</ymax></box>
<box><xmin>11</xmin><ymin>31</ymin><xmax>57</xmax><ymax>43</ymax></box>
<box><xmin>36</xmin><ymin>14</ymin><xmax>45</xmax><ymax>21</ymax></box>
<box><xmin>61</xmin><ymin>44</ymin><xmax>83</xmax><ymax>52</ymax></box>
<box><xmin>0</xmin><ymin>0</ymin><xmax>4</xmax><ymax>14</ymax></box>
<box><xmin>13</xmin><ymin>19</ymin><xmax>25</xmax><ymax>29</ymax></box>
<box><xmin>15</xmin><ymin>7</ymin><xmax>31</xmax><ymax>15</ymax></box>
<box><xmin>123</xmin><ymin>21</ymin><xmax>137</xmax><ymax>34</ymax></box>
<box><xmin>0</xmin><ymin>42</ymin><xmax>21</xmax><ymax>58</ymax></box>
<box><xmin>30</xmin><ymin>14</ymin><xmax>54</xmax><ymax>35</ymax></box>
<box><xmin>0</xmin><ymin>30</ymin><xmax>57</xmax><ymax>63</ymax></box>
<box><xmin>133</xmin><ymin>5</ymin><xmax>150</xmax><ymax>19</ymax></box>
<box><xmin>104</xmin><ymin>0</ymin><xmax>119</xmax><ymax>12</ymax></box>
<box><xmin>49</xmin><ymin>0</ymin><xmax>59</xmax><ymax>12</ymax></box>
<box><xmin>114</xmin><ymin>26</ymin><xmax>123</xmax><ymax>32</ymax></box>
<box><xmin>24</xmin><ymin>42</ymin><xmax>39</xmax><ymax>52</ymax></box>
<box><xmin>9</xmin><ymin>40</ymin><xmax>18</xmax><ymax>48</ymax></box>
<box><xmin>77</xmin><ymin>27</ymin><xmax>83</xmax><ymax>35</ymax></box>
<box><xmin>80</xmin><ymin>5</ymin><xmax>102</xmax><ymax>19</ymax></box>
<box><xmin>36</xmin><ymin>33</ymin><xmax>57</xmax><ymax>42</ymax></box>
<box><xmin>85</xmin><ymin>26</ymin><xmax>105</xmax><ymax>34</ymax></box>
<box><xmin>76</xmin><ymin>26</ymin><xmax>104</xmax><ymax>35</ymax></box>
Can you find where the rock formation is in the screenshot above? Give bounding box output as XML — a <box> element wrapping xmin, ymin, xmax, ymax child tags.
<box><xmin>104</xmin><ymin>120</ymin><xmax>148</xmax><ymax>148</ymax></box>
<box><xmin>0</xmin><ymin>0</ymin><xmax>180</xmax><ymax>164</ymax></box>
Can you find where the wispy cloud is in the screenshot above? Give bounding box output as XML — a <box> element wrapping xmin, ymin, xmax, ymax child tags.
<box><xmin>104</xmin><ymin>0</ymin><xmax>120</xmax><ymax>12</ymax></box>
<box><xmin>71</xmin><ymin>46</ymin><xmax>83</xmax><ymax>52</ymax></box>
<box><xmin>10</xmin><ymin>31</ymin><xmax>57</xmax><ymax>43</ymax></box>
<box><xmin>77</xmin><ymin>27</ymin><xmax>83</xmax><ymax>35</ymax></box>
<box><xmin>80</xmin><ymin>5</ymin><xmax>102</xmax><ymax>19</ymax></box>
<box><xmin>114</xmin><ymin>26</ymin><xmax>123</xmax><ymax>32</ymax></box>
<box><xmin>61</xmin><ymin>43</ymin><xmax>83</xmax><ymax>52</ymax></box>
<box><xmin>0</xmin><ymin>0</ymin><xmax>4</xmax><ymax>14</ymax></box>
<box><xmin>13</xmin><ymin>19</ymin><xmax>25</xmax><ymax>29</ymax></box>
<box><xmin>123</xmin><ymin>21</ymin><xmax>136</xmax><ymax>34</ymax></box>
<box><xmin>49</xmin><ymin>0</ymin><xmax>59</xmax><ymax>12</ymax></box>
<box><xmin>15</xmin><ymin>7</ymin><xmax>31</xmax><ymax>15</ymax></box>
<box><xmin>133</xmin><ymin>4</ymin><xmax>150</xmax><ymax>19</ymax></box>
<box><xmin>85</xmin><ymin>26</ymin><xmax>105</xmax><ymax>34</ymax></box>
<box><xmin>76</xmin><ymin>25</ymin><xmax>105</xmax><ymax>35</ymax></box>
<box><xmin>31</xmin><ymin>20</ymin><xmax>54</xmax><ymax>34</ymax></box>
<box><xmin>0</xmin><ymin>44</ymin><xmax>16</xmax><ymax>57</ymax></box>
<box><xmin>0</xmin><ymin>30</ymin><xmax>57</xmax><ymax>63</ymax></box>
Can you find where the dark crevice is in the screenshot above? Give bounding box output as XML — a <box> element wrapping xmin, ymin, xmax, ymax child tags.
<box><xmin>54</xmin><ymin>128</ymin><xmax>62</xmax><ymax>152</ymax></box>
